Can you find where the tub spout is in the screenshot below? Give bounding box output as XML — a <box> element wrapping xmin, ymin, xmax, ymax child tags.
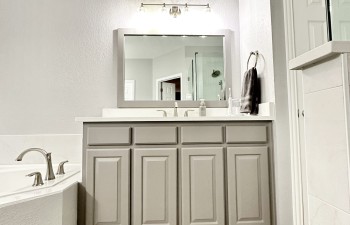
<box><xmin>16</xmin><ymin>148</ymin><xmax>55</xmax><ymax>180</ymax></box>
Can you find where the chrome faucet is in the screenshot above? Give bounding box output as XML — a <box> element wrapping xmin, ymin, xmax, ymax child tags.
<box><xmin>157</xmin><ymin>110</ymin><xmax>168</xmax><ymax>117</ymax></box>
<box><xmin>174</xmin><ymin>102</ymin><xmax>178</xmax><ymax>117</ymax></box>
<box><xmin>15</xmin><ymin>148</ymin><xmax>55</xmax><ymax>180</ymax></box>
<box><xmin>184</xmin><ymin>109</ymin><xmax>194</xmax><ymax>117</ymax></box>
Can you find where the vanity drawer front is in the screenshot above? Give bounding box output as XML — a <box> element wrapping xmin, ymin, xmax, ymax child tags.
<box><xmin>87</xmin><ymin>126</ymin><xmax>131</xmax><ymax>146</ymax></box>
<box><xmin>181</xmin><ymin>126</ymin><xmax>223</xmax><ymax>144</ymax></box>
<box><xmin>134</xmin><ymin>127</ymin><xmax>178</xmax><ymax>144</ymax></box>
<box><xmin>226</xmin><ymin>125</ymin><xmax>267</xmax><ymax>143</ymax></box>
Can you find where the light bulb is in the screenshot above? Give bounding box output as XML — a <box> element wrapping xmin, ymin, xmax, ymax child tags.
<box><xmin>184</xmin><ymin>3</ymin><xmax>189</xmax><ymax>12</ymax></box>
<box><xmin>139</xmin><ymin>3</ymin><xmax>145</xmax><ymax>12</ymax></box>
<box><xmin>206</xmin><ymin>4</ymin><xmax>211</xmax><ymax>13</ymax></box>
<box><xmin>161</xmin><ymin>3</ymin><xmax>166</xmax><ymax>12</ymax></box>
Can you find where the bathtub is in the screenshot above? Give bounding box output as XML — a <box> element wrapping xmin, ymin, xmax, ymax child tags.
<box><xmin>0</xmin><ymin>164</ymin><xmax>81</xmax><ymax>225</ymax></box>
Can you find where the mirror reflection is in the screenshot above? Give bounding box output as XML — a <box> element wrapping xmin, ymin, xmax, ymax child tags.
<box><xmin>124</xmin><ymin>35</ymin><xmax>225</xmax><ymax>101</ymax></box>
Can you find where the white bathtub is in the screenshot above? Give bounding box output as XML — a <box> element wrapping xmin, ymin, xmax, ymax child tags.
<box><xmin>0</xmin><ymin>164</ymin><xmax>81</xmax><ymax>225</ymax></box>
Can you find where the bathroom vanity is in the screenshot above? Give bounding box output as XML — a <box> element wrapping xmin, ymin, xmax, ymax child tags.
<box><xmin>79</xmin><ymin>117</ymin><xmax>275</xmax><ymax>225</ymax></box>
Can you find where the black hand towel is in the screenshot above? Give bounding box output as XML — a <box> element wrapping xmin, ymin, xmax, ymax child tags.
<box><xmin>240</xmin><ymin>67</ymin><xmax>260</xmax><ymax>115</ymax></box>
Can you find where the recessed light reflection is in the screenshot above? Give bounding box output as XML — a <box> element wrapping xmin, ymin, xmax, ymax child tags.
<box><xmin>200</xmin><ymin>35</ymin><xmax>207</xmax><ymax>38</ymax></box>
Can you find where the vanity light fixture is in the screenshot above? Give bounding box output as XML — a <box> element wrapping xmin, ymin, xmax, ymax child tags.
<box><xmin>139</xmin><ymin>3</ymin><xmax>211</xmax><ymax>18</ymax></box>
<box><xmin>169</xmin><ymin>6</ymin><xmax>181</xmax><ymax>18</ymax></box>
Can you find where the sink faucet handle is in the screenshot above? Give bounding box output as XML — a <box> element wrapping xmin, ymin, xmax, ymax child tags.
<box><xmin>26</xmin><ymin>172</ymin><xmax>44</xmax><ymax>187</ymax></box>
<box><xmin>184</xmin><ymin>110</ymin><xmax>195</xmax><ymax>117</ymax></box>
<box><xmin>157</xmin><ymin>110</ymin><xmax>167</xmax><ymax>117</ymax></box>
<box><xmin>56</xmin><ymin>160</ymin><xmax>69</xmax><ymax>175</ymax></box>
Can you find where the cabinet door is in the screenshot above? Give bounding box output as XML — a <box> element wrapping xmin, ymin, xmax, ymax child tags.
<box><xmin>181</xmin><ymin>147</ymin><xmax>225</xmax><ymax>225</ymax></box>
<box><xmin>86</xmin><ymin>149</ymin><xmax>130</xmax><ymax>225</ymax></box>
<box><xmin>227</xmin><ymin>146</ymin><xmax>271</xmax><ymax>225</ymax></box>
<box><xmin>133</xmin><ymin>148</ymin><xmax>177</xmax><ymax>225</ymax></box>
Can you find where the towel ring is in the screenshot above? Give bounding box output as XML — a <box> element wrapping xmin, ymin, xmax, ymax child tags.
<box><xmin>247</xmin><ymin>51</ymin><xmax>259</xmax><ymax>70</ymax></box>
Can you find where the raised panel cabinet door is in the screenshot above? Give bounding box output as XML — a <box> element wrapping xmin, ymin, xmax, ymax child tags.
<box><xmin>133</xmin><ymin>148</ymin><xmax>177</xmax><ymax>225</ymax></box>
<box><xmin>227</xmin><ymin>146</ymin><xmax>271</xmax><ymax>225</ymax></box>
<box><xmin>86</xmin><ymin>149</ymin><xmax>130</xmax><ymax>225</ymax></box>
<box><xmin>181</xmin><ymin>147</ymin><xmax>225</xmax><ymax>225</ymax></box>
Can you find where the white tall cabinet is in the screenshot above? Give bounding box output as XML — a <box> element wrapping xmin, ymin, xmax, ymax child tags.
<box><xmin>80</xmin><ymin>120</ymin><xmax>274</xmax><ymax>225</ymax></box>
<box><xmin>290</xmin><ymin>42</ymin><xmax>350</xmax><ymax>225</ymax></box>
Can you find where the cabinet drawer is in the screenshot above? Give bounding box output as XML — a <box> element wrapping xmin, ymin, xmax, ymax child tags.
<box><xmin>87</xmin><ymin>126</ymin><xmax>131</xmax><ymax>146</ymax></box>
<box><xmin>134</xmin><ymin>127</ymin><xmax>177</xmax><ymax>144</ymax></box>
<box><xmin>181</xmin><ymin>126</ymin><xmax>223</xmax><ymax>144</ymax></box>
<box><xmin>226</xmin><ymin>125</ymin><xmax>267</xmax><ymax>143</ymax></box>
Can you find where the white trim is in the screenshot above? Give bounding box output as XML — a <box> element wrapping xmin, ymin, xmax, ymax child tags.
<box><xmin>155</xmin><ymin>73</ymin><xmax>183</xmax><ymax>101</ymax></box>
<box><xmin>283</xmin><ymin>0</ymin><xmax>306</xmax><ymax>224</ymax></box>
<box><xmin>341</xmin><ymin>53</ymin><xmax>350</xmax><ymax>210</ymax></box>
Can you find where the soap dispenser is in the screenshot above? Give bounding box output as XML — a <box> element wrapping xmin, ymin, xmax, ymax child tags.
<box><xmin>199</xmin><ymin>99</ymin><xmax>206</xmax><ymax>116</ymax></box>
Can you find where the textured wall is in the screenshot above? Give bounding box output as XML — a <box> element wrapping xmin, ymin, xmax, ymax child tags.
<box><xmin>0</xmin><ymin>0</ymin><xmax>240</xmax><ymax>135</ymax></box>
<box><xmin>239</xmin><ymin>0</ymin><xmax>275</xmax><ymax>103</ymax></box>
<box><xmin>0</xmin><ymin>0</ymin><xmax>240</xmax><ymax>163</ymax></box>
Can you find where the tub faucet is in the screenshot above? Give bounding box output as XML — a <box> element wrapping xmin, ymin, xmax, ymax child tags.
<box><xmin>15</xmin><ymin>148</ymin><xmax>55</xmax><ymax>180</ymax></box>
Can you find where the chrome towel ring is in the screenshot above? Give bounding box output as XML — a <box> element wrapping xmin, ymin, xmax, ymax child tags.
<box><xmin>247</xmin><ymin>51</ymin><xmax>259</xmax><ymax>70</ymax></box>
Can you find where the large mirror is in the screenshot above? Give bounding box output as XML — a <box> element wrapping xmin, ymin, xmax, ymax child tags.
<box><xmin>115</xmin><ymin>29</ymin><xmax>233</xmax><ymax>107</ymax></box>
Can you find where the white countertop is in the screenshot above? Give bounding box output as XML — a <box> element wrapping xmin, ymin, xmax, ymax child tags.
<box><xmin>75</xmin><ymin>115</ymin><xmax>274</xmax><ymax>122</ymax></box>
<box><xmin>76</xmin><ymin>103</ymin><xmax>275</xmax><ymax>122</ymax></box>
<box><xmin>289</xmin><ymin>41</ymin><xmax>350</xmax><ymax>70</ymax></box>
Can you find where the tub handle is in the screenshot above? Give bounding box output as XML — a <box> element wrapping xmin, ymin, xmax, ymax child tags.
<box><xmin>26</xmin><ymin>172</ymin><xmax>44</xmax><ymax>187</ymax></box>
<box><xmin>56</xmin><ymin>160</ymin><xmax>68</xmax><ymax>175</ymax></box>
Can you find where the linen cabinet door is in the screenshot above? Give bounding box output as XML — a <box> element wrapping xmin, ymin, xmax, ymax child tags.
<box><xmin>86</xmin><ymin>149</ymin><xmax>130</xmax><ymax>225</ymax></box>
<box><xmin>227</xmin><ymin>146</ymin><xmax>271</xmax><ymax>225</ymax></box>
<box><xmin>181</xmin><ymin>147</ymin><xmax>225</xmax><ymax>225</ymax></box>
<box><xmin>133</xmin><ymin>148</ymin><xmax>177</xmax><ymax>225</ymax></box>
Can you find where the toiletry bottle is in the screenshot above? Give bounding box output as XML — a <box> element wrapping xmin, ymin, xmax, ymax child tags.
<box><xmin>199</xmin><ymin>99</ymin><xmax>206</xmax><ymax>116</ymax></box>
<box><xmin>227</xmin><ymin>88</ymin><xmax>233</xmax><ymax>116</ymax></box>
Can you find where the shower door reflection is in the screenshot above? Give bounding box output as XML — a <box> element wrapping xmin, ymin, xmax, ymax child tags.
<box><xmin>190</xmin><ymin>51</ymin><xmax>225</xmax><ymax>101</ymax></box>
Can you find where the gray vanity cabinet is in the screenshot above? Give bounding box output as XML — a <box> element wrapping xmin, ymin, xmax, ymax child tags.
<box><xmin>133</xmin><ymin>148</ymin><xmax>177</xmax><ymax>225</ymax></box>
<box><xmin>227</xmin><ymin>146</ymin><xmax>271</xmax><ymax>225</ymax></box>
<box><xmin>181</xmin><ymin>147</ymin><xmax>225</xmax><ymax>225</ymax></box>
<box><xmin>82</xmin><ymin>121</ymin><xmax>273</xmax><ymax>225</ymax></box>
<box><xmin>85</xmin><ymin>148</ymin><xmax>130</xmax><ymax>225</ymax></box>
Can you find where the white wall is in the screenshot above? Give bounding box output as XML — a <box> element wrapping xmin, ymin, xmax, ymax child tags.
<box><xmin>0</xmin><ymin>0</ymin><xmax>240</xmax><ymax>164</ymax></box>
<box><xmin>153</xmin><ymin>47</ymin><xmax>186</xmax><ymax>99</ymax></box>
<box><xmin>239</xmin><ymin>1</ymin><xmax>293</xmax><ymax>225</ymax></box>
<box><xmin>239</xmin><ymin>0</ymin><xmax>275</xmax><ymax>103</ymax></box>
<box><xmin>270</xmin><ymin>0</ymin><xmax>294</xmax><ymax>225</ymax></box>
<box><xmin>125</xmin><ymin>59</ymin><xmax>153</xmax><ymax>100</ymax></box>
